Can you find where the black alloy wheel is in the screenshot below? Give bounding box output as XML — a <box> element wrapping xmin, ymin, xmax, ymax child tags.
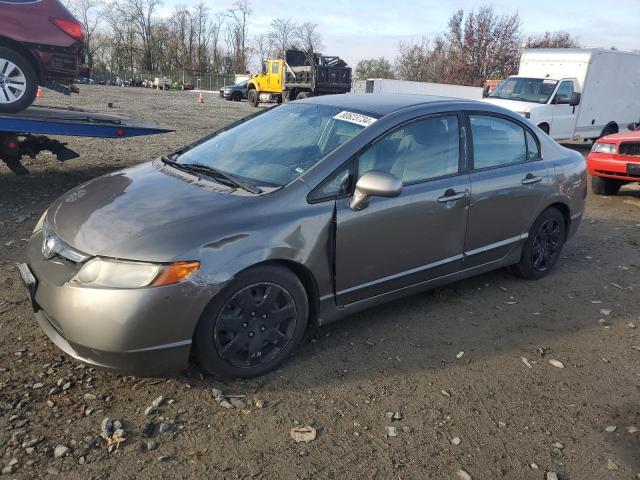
<box><xmin>214</xmin><ymin>283</ymin><xmax>297</xmax><ymax>368</ymax></box>
<box><xmin>530</xmin><ymin>217</ymin><xmax>562</xmax><ymax>273</ymax></box>
<box><xmin>194</xmin><ymin>264</ymin><xmax>308</xmax><ymax>378</ymax></box>
<box><xmin>512</xmin><ymin>207</ymin><xmax>566</xmax><ymax>280</ymax></box>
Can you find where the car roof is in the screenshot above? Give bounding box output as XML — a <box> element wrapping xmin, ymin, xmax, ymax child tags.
<box><xmin>302</xmin><ymin>93</ymin><xmax>469</xmax><ymax>116</ymax></box>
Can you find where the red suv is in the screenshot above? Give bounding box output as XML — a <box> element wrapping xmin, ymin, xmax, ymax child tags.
<box><xmin>0</xmin><ymin>0</ymin><xmax>88</xmax><ymax>113</ymax></box>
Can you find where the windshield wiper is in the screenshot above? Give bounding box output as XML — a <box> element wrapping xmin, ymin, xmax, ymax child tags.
<box><xmin>161</xmin><ymin>157</ymin><xmax>261</xmax><ymax>194</ymax></box>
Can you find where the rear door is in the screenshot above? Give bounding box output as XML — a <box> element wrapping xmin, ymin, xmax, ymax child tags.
<box><xmin>464</xmin><ymin>113</ymin><xmax>552</xmax><ymax>267</ymax></box>
<box><xmin>333</xmin><ymin>113</ymin><xmax>470</xmax><ymax>305</ymax></box>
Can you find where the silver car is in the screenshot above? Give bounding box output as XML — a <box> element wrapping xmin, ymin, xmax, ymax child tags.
<box><xmin>19</xmin><ymin>94</ymin><xmax>587</xmax><ymax>378</ymax></box>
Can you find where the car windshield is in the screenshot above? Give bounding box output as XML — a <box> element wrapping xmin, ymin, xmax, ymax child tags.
<box><xmin>175</xmin><ymin>103</ymin><xmax>374</xmax><ymax>187</ymax></box>
<box><xmin>489</xmin><ymin>77</ymin><xmax>558</xmax><ymax>104</ymax></box>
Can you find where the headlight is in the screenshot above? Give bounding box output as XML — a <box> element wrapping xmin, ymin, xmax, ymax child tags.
<box><xmin>69</xmin><ymin>257</ymin><xmax>199</xmax><ymax>289</ymax></box>
<box><xmin>33</xmin><ymin>210</ymin><xmax>48</xmax><ymax>233</ymax></box>
<box><xmin>591</xmin><ymin>142</ymin><xmax>616</xmax><ymax>154</ymax></box>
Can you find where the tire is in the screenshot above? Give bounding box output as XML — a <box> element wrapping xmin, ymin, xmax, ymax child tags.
<box><xmin>232</xmin><ymin>91</ymin><xmax>241</xmax><ymax>102</ymax></box>
<box><xmin>512</xmin><ymin>208</ymin><xmax>566</xmax><ymax>280</ymax></box>
<box><xmin>598</xmin><ymin>124</ymin><xmax>618</xmax><ymax>139</ymax></box>
<box><xmin>0</xmin><ymin>47</ymin><xmax>38</xmax><ymax>114</ymax></box>
<box><xmin>591</xmin><ymin>176</ymin><xmax>622</xmax><ymax>196</ymax></box>
<box><xmin>194</xmin><ymin>264</ymin><xmax>309</xmax><ymax>378</ymax></box>
<box><xmin>248</xmin><ymin>88</ymin><xmax>259</xmax><ymax>107</ymax></box>
<box><xmin>538</xmin><ymin>123</ymin><xmax>550</xmax><ymax>135</ymax></box>
<box><xmin>296</xmin><ymin>91</ymin><xmax>309</xmax><ymax>100</ymax></box>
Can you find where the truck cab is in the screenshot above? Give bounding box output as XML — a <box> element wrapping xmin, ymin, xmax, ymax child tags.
<box><xmin>483</xmin><ymin>75</ymin><xmax>581</xmax><ymax>139</ymax></box>
<box><xmin>246</xmin><ymin>60</ymin><xmax>284</xmax><ymax>106</ymax></box>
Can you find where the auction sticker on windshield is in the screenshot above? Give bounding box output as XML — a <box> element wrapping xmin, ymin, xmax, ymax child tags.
<box><xmin>333</xmin><ymin>111</ymin><xmax>377</xmax><ymax>127</ymax></box>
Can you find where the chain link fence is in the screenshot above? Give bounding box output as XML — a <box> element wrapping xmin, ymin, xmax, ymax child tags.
<box><xmin>90</xmin><ymin>69</ymin><xmax>238</xmax><ymax>91</ymax></box>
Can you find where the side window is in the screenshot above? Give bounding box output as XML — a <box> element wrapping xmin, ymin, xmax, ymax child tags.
<box><xmin>313</xmin><ymin>165</ymin><xmax>351</xmax><ymax>200</ymax></box>
<box><xmin>555</xmin><ymin>81</ymin><xmax>573</xmax><ymax>104</ymax></box>
<box><xmin>470</xmin><ymin>115</ymin><xmax>527</xmax><ymax>169</ymax></box>
<box><xmin>357</xmin><ymin>115</ymin><xmax>460</xmax><ymax>184</ymax></box>
<box><xmin>526</xmin><ymin>130</ymin><xmax>540</xmax><ymax>160</ymax></box>
<box><xmin>271</xmin><ymin>62</ymin><xmax>280</xmax><ymax>74</ymax></box>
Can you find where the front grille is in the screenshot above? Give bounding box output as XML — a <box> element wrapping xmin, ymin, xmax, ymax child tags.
<box><xmin>619</xmin><ymin>142</ymin><xmax>640</xmax><ymax>157</ymax></box>
<box><xmin>595</xmin><ymin>169</ymin><xmax>640</xmax><ymax>179</ymax></box>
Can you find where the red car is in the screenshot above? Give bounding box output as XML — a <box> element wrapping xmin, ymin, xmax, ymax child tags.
<box><xmin>0</xmin><ymin>0</ymin><xmax>87</xmax><ymax>113</ymax></box>
<box><xmin>587</xmin><ymin>123</ymin><xmax>640</xmax><ymax>195</ymax></box>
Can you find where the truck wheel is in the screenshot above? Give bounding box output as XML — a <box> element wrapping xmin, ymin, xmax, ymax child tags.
<box><xmin>248</xmin><ymin>89</ymin><xmax>259</xmax><ymax>107</ymax></box>
<box><xmin>0</xmin><ymin>47</ymin><xmax>38</xmax><ymax>114</ymax></box>
<box><xmin>598</xmin><ymin>123</ymin><xmax>618</xmax><ymax>139</ymax></box>
<box><xmin>296</xmin><ymin>91</ymin><xmax>309</xmax><ymax>100</ymax></box>
<box><xmin>591</xmin><ymin>176</ymin><xmax>623</xmax><ymax>196</ymax></box>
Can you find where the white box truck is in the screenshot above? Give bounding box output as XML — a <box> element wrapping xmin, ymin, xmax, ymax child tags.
<box><xmin>482</xmin><ymin>48</ymin><xmax>640</xmax><ymax>141</ymax></box>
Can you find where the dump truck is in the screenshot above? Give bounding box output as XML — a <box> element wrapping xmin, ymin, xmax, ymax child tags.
<box><xmin>246</xmin><ymin>50</ymin><xmax>352</xmax><ymax>107</ymax></box>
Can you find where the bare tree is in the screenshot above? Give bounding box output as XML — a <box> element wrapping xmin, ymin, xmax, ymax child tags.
<box><xmin>226</xmin><ymin>0</ymin><xmax>252</xmax><ymax>73</ymax></box>
<box><xmin>251</xmin><ymin>33</ymin><xmax>272</xmax><ymax>70</ymax></box>
<box><xmin>268</xmin><ymin>18</ymin><xmax>298</xmax><ymax>57</ymax></box>
<box><xmin>446</xmin><ymin>7</ymin><xmax>521</xmax><ymax>85</ymax></box>
<box><xmin>114</xmin><ymin>0</ymin><xmax>161</xmax><ymax>71</ymax></box>
<box><xmin>526</xmin><ymin>31</ymin><xmax>580</xmax><ymax>48</ymax></box>
<box><xmin>67</xmin><ymin>0</ymin><xmax>102</xmax><ymax>68</ymax></box>
<box><xmin>296</xmin><ymin>22</ymin><xmax>323</xmax><ymax>53</ymax></box>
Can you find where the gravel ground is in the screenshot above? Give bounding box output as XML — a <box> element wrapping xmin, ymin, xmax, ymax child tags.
<box><xmin>0</xmin><ymin>86</ymin><xmax>639</xmax><ymax>479</ymax></box>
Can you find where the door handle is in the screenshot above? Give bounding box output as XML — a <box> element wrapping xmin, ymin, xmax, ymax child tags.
<box><xmin>521</xmin><ymin>175</ymin><xmax>542</xmax><ymax>185</ymax></box>
<box><xmin>437</xmin><ymin>190</ymin><xmax>467</xmax><ymax>203</ymax></box>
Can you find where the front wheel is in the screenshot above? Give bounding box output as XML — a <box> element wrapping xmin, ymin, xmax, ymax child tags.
<box><xmin>194</xmin><ymin>265</ymin><xmax>309</xmax><ymax>378</ymax></box>
<box><xmin>248</xmin><ymin>88</ymin><xmax>259</xmax><ymax>107</ymax></box>
<box><xmin>591</xmin><ymin>176</ymin><xmax>623</xmax><ymax>196</ymax></box>
<box><xmin>512</xmin><ymin>208</ymin><xmax>566</xmax><ymax>280</ymax></box>
<box><xmin>0</xmin><ymin>47</ymin><xmax>38</xmax><ymax>114</ymax></box>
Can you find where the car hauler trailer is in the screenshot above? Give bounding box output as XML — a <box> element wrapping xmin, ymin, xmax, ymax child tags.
<box><xmin>0</xmin><ymin>106</ymin><xmax>172</xmax><ymax>174</ymax></box>
<box><xmin>483</xmin><ymin>48</ymin><xmax>640</xmax><ymax>141</ymax></box>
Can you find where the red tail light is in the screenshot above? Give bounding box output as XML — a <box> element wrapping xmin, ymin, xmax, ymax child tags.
<box><xmin>51</xmin><ymin>18</ymin><xmax>85</xmax><ymax>43</ymax></box>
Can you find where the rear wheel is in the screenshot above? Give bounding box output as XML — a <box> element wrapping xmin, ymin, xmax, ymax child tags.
<box><xmin>232</xmin><ymin>91</ymin><xmax>242</xmax><ymax>102</ymax></box>
<box><xmin>512</xmin><ymin>208</ymin><xmax>566</xmax><ymax>280</ymax></box>
<box><xmin>591</xmin><ymin>176</ymin><xmax>623</xmax><ymax>196</ymax></box>
<box><xmin>248</xmin><ymin>88</ymin><xmax>259</xmax><ymax>107</ymax></box>
<box><xmin>598</xmin><ymin>123</ymin><xmax>618</xmax><ymax>139</ymax></box>
<box><xmin>194</xmin><ymin>265</ymin><xmax>308</xmax><ymax>378</ymax></box>
<box><xmin>0</xmin><ymin>47</ymin><xmax>37</xmax><ymax>114</ymax></box>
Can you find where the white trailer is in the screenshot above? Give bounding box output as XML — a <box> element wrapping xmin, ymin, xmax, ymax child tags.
<box><xmin>353</xmin><ymin>78</ymin><xmax>483</xmax><ymax>100</ymax></box>
<box><xmin>482</xmin><ymin>48</ymin><xmax>640</xmax><ymax>140</ymax></box>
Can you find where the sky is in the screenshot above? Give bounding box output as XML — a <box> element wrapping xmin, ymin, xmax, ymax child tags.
<box><xmin>158</xmin><ymin>0</ymin><xmax>640</xmax><ymax>68</ymax></box>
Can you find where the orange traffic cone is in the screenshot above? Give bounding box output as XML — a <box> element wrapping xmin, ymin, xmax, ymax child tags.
<box><xmin>36</xmin><ymin>87</ymin><xmax>44</xmax><ymax>98</ymax></box>
<box><xmin>198</xmin><ymin>93</ymin><xmax>204</xmax><ymax>104</ymax></box>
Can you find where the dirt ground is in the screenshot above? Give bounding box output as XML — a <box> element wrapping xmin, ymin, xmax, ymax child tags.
<box><xmin>0</xmin><ymin>86</ymin><xmax>639</xmax><ymax>479</ymax></box>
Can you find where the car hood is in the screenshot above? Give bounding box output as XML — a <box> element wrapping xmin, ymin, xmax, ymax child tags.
<box><xmin>481</xmin><ymin>98</ymin><xmax>542</xmax><ymax>112</ymax></box>
<box><xmin>46</xmin><ymin>160</ymin><xmax>259</xmax><ymax>261</ymax></box>
<box><xmin>597</xmin><ymin>131</ymin><xmax>640</xmax><ymax>142</ymax></box>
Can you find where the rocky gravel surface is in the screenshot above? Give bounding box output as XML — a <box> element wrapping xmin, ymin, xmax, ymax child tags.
<box><xmin>0</xmin><ymin>86</ymin><xmax>639</xmax><ymax>479</ymax></box>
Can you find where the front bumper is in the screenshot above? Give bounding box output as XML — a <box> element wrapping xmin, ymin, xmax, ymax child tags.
<box><xmin>23</xmin><ymin>231</ymin><xmax>218</xmax><ymax>374</ymax></box>
<box><xmin>587</xmin><ymin>152</ymin><xmax>640</xmax><ymax>182</ymax></box>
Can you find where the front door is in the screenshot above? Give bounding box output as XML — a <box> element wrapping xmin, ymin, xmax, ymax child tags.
<box><xmin>334</xmin><ymin>114</ymin><xmax>470</xmax><ymax>306</ymax></box>
<box><xmin>464</xmin><ymin>113</ymin><xmax>553</xmax><ymax>267</ymax></box>
<box><xmin>550</xmin><ymin>80</ymin><xmax>578</xmax><ymax>140</ymax></box>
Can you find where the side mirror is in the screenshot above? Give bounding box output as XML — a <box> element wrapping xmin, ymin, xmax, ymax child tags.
<box><xmin>482</xmin><ymin>85</ymin><xmax>490</xmax><ymax>98</ymax></box>
<box><xmin>349</xmin><ymin>171</ymin><xmax>403</xmax><ymax>211</ymax></box>
<box><xmin>569</xmin><ymin>92</ymin><xmax>581</xmax><ymax>107</ymax></box>
<box><xmin>628</xmin><ymin>122</ymin><xmax>639</xmax><ymax>131</ymax></box>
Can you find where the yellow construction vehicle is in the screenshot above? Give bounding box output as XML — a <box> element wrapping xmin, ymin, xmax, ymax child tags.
<box><xmin>246</xmin><ymin>50</ymin><xmax>352</xmax><ymax>107</ymax></box>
